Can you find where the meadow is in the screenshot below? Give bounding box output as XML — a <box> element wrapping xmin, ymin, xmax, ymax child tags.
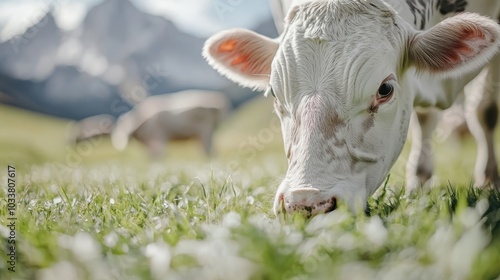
<box><xmin>1</xmin><ymin>99</ymin><xmax>500</xmax><ymax>280</ymax></box>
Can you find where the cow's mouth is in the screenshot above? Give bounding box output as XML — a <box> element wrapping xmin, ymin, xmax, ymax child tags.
<box><xmin>277</xmin><ymin>193</ymin><xmax>338</xmax><ymax>218</ymax></box>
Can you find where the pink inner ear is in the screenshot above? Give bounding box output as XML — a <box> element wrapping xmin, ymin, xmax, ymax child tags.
<box><xmin>212</xmin><ymin>37</ymin><xmax>263</xmax><ymax>75</ymax></box>
<box><xmin>220</xmin><ymin>39</ymin><xmax>251</xmax><ymax>69</ymax></box>
<box><xmin>461</xmin><ymin>26</ymin><xmax>488</xmax><ymax>41</ymax></box>
<box><xmin>205</xmin><ymin>29</ymin><xmax>278</xmax><ymax>86</ymax></box>
<box><xmin>231</xmin><ymin>55</ymin><xmax>250</xmax><ymax>72</ymax></box>
<box><xmin>450</xmin><ymin>27</ymin><xmax>490</xmax><ymax>65</ymax></box>
<box><xmin>231</xmin><ymin>54</ymin><xmax>248</xmax><ymax>65</ymax></box>
<box><xmin>410</xmin><ymin>12</ymin><xmax>500</xmax><ymax>75</ymax></box>
<box><xmin>218</xmin><ymin>39</ymin><xmax>238</xmax><ymax>52</ymax></box>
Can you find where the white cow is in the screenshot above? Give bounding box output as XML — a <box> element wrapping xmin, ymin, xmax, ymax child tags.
<box><xmin>204</xmin><ymin>0</ymin><xmax>500</xmax><ymax>216</ymax></box>
<box><xmin>104</xmin><ymin>90</ymin><xmax>231</xmax><ymax>158</ymax></box>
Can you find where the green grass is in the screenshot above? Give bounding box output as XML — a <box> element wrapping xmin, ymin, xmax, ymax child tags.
<box><xmin>0</xmin><ymin>101</ymin><xmax>500</xmax><ymax>280</ymax></box>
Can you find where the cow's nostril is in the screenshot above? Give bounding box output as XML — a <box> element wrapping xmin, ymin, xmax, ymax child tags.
<box><xmin>283</xmin><ymin>194</ymin><xmax>337</xmax><ymax>217</ymax></box>
<box><xmin>324</xmin><ymin>197</ymin><xmax>337</xmax><ymax>214</ymax></box>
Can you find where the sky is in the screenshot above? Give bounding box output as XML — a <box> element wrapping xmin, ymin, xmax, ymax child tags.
<box><xmin>0</xmin><ymin>0</ymin><xmax>273</xmax><ymax>40</ymax></box>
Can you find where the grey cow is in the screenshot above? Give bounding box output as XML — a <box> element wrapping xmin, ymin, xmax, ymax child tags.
<box><xmin>72</xmin><ymin>90</ymin><xmax>230</xmax><ymax>158</ymax></box>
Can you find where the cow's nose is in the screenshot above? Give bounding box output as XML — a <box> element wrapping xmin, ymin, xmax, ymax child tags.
<box><xmin>282</xmin><ymin>188</ymin><xmax>337</xmax><ymax>217</ymax></box>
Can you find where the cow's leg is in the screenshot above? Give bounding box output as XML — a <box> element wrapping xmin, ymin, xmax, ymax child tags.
<box><xmin>435</xmin><ymin>92</ymin><xmax>468</xmax><ymax>141</ymax></box>
<box><xmin>464</xmin><ymin>57</ymin><xmax>500</xmax><ymax>189</ymax></box>
<box><xmin>406</xmin><ymin>108</ymin><xmax>441</xmax><ymax>191</ymax></box>
<box><xmin>146</xmin><ymin>138</ymin><xmax>167</xmax><ymax>159</ymax></box>
<box><xmin>199</xmin><ymin>127</ymin><xmax>214</xmax><ymax>157</ymax></box>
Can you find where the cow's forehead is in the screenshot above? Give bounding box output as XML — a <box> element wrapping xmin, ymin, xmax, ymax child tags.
<box><xmin>271</xmin><ymin>0</ymin><xmax>403</xmax><ymax>111</ymax></box>
<box><xmin>271</xmin><ymin>33</ymin><xmax>400</xmax><ymax>114</ymax></box>
<box><xmin>286</xmin><ymin>0</ymin><xmax>397</xmax><ymax>41</ymax></box>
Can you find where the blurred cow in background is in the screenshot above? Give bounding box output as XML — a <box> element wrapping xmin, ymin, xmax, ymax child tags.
<box><xmin>71</xmin><ymin>90</ymin><xmax>231</xmax><ymax>158</ymax></box>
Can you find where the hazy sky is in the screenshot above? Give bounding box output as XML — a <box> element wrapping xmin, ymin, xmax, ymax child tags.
<box><xmin>0</xmin><ymin>0</ymin><xmax>272</xmax><ymax>40</ymax></box>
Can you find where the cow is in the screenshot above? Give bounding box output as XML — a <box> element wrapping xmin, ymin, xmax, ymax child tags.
<box><xmin>203</xmin><ymin>0</ymin><xmax>500</xmax><ymax>216</ymax></box>
<box><xmin>72</xmin><ymin>90</ymin><xmax>231</xmax><ymax>158</ymax></box>
<box><xmin>110</xmin><ymin>90</ymin><xmax>231</xmax><ymax>158</ymax></box>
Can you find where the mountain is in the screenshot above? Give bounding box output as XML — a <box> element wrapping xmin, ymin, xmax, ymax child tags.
<box><xmin>253</xmin><ymin>16</ymin><xmax>280</xmax><ymax>38</ymax></box>
<box><xmin>0</xmin><ymin>13</ymin><xmax>62</xmax><ymax>81</ymax></box>
<box><xmin>81</xmin><ymin>0</ymin><xmax>169</xmax><ymax>64</ymax></box>
<box><xmin>0</xmin><ymin>66</ymin><xmax>128</xmax><ymax>120</ymax></box>
<box><xmin>0</xmin><ymin>0</ymin><xmax>278</xmax><ymax>120</ymax></box>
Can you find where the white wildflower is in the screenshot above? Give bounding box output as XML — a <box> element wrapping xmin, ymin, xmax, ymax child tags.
<box><xmin>53</xmin><ymin>197</ymin><xmax>63</xmax><ymax>204</ymax></box>
<box><xmin>72</xmin><ymin>232</ymin><xmax>101</xmax><ymax>262</ymax></box>
<box><xmin>475</xmin><ymin>199</ymin><xmax>489</xmax><ymax>217</ymax></box>
<box><xmin>306</xmin><ymin>211</ymin><xmax>350</xmax><ymax>234</ymax></box>
<box><xmin>145</xmin><ymin>242</ymin><xmax>171</xmax><ymax>280</ymax></box>
<box><xmin>336</xmin><ymin>233</ymin><xmax>356</xmax><ymax>251</ymax></box>
<box><xmin>37</xmin><ymin>261</ymin><xmax>79</xmax><ymax>280</ymax></box>
<box><xmin>449</xmin><ymin>224</ymin><xmax>489</xmax><ymax>280</ymax></box>
<box><xmin>246</xmin><ymin>196</ymin><xmax>255</xmax><ymax>205</ymax></box>
<box><xmin>174</xmin><ymin>225</ymin><xmax>255</xmax><ymax>280</ymax></box>
<box><xmin>222</xmin><ymin>212</ymin><xmax>241</xmax><ymax>228</ymax></box>
<box><xmin>363</xmin><ymin>216</ymin><xmax>388</xmax><ymax>247</ymax></box>
<box><xmin>458</xmin><ymin>207</ymin><xmax>481</xmax><ymax>228</ymax></box>
<box><xmin>427</xmin><ymin>224</ymin><xmax>455</xmax><ymax>263</ymax></box>
<box><xmin>338</xmin><ymin>262</ymin><xmax>375</xmax><ymax>280</ymax></box>
<box><xmin>103</xmin><ymin>232</ymin><xmax>118</xmax><ymax>248</ymax></box>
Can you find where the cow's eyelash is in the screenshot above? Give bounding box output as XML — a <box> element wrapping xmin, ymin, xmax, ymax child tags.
<box><xmin>265</xmin><ymin>86</ymin><xmax>277</xmax><ymax>98</ymax></box>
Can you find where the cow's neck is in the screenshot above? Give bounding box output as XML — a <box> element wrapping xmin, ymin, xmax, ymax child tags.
<box><xmin>387</xmin><ymin>0</ymin><xmax>470</xmax><ymax>31</ymax></box>
<box><xmin>404</xmin><ymin>0</ymin><xmax>438</xmax><ymax>30</ymax></box>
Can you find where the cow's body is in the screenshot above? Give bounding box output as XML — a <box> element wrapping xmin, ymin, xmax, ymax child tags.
<box><xmin>204</xmin><ymin>0</ymin><xmax>500</xmax><ymax>216</ymax></box>
<box><xmin>72</xmin><ymin>90</ymin><xmax>230</xmax><ymax>158</ymax></box>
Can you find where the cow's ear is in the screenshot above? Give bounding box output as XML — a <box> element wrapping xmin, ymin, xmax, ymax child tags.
<box><xmin>408</xmin><ymin>13</ymin><xmax>500</xmax><ymax>77</ymax></box>
<box><xmin>203</xmin><ymin>28</ymin><xmax>279</xmax><ymax>90</ymax></box>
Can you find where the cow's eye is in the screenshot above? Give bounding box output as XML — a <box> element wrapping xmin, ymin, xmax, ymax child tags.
<box><xmin>377</xmin><ymin>82</ymin><xmax>393</xmax><ymax>98</ymax></box>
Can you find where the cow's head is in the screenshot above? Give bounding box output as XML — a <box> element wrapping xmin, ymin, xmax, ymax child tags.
<box><xmin>203</xmin><ymin>0</ymin><xmax>500</xmax><ymax>216</ymax></box>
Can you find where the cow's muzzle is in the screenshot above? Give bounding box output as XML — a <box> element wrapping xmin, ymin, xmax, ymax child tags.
<box><xmin>276</xmin><ymin>188</ymin><xmax>337</xmax><ymax>217</ymax></box>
